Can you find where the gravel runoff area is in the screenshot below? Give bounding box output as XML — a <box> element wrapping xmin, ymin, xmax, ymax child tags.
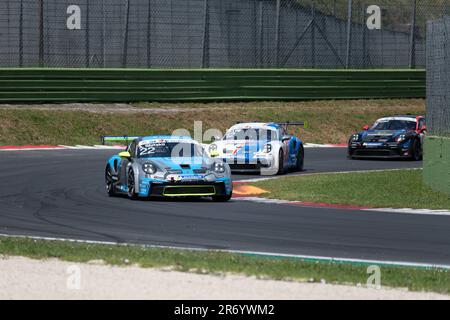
<box><xmin>0</xmin><ymin>256</ymin><xmax>448</xmax><ymax>300</ymax></box>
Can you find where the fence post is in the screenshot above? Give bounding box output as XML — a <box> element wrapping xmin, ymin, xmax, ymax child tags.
<box><xmin>409</xmin><ymin>0</ymin><xmax>417</xmax><ymax>68</ymax></box>
<box><xmin>275</xmin><ymin>0</ymin><xmax>281</xmax><ymax>67</ymax></box>
<box><xmin>122</xmin><ymin>0</ymin><xmax>130</xmax><ymax>68</ymax></box>
<box><xmin>345</xmin><ymin>0</ymin><xmax>353</xmax><ymax>68</ymax></box>
<box><xmin>201</xmin><ymin>0</ymin><xmax>210</xmax><ymax>68</ymax></box>
<box><xmin>311</xmin><ymin>0</ymin><xmax>316</xmax><ymax>68</ymax></box>
<box><xmin>38</xmin><ymin>0</ymin><xmax>44</xmax><ymax>67</ymax></box>
<box><xmin>19</xmin><ymin>0</ymin><xmax>23</xmax><ymax>67</ymax></box>
<box><xmin>101</xmin><ymin>0</ymin><xmax>106</xmax><ymax>67</ymax></box>
<box><xmin>147</xmin><ymin>0</ymin><xmax>152</xmax><ymax>68</ymax></box>
<box><xmin>258</xmin><ymin>0</ymin><xmax>264</xmax><ymax>67</ymax></box>
<box><xmin>86</xmin><ymin>0</ymin><xmax>90</xmax><ymax>67</ymax></box>
<box><xmin>362</xmin><ymin>2</ymin><xmax>366</xmax><ymax>67</ymax></box>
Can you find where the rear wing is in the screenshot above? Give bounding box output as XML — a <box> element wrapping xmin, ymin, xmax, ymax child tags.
<box><xmin>101</xmin><ymin>136</ymin><xmax>140</xmax><ymax>145</ymax></box>
<box><xmin>276</xmin><ymin>122</ymin><xmax>307</xmax><ymax>131</ymax></box>
<box><xmin>235</xmin><ymin>121</ymin><xmax>306</xmax><ymax>127</ymax></box>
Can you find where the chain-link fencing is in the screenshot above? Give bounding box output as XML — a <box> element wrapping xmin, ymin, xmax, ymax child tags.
<box><xmin>427</xmin><ymin>15</ymin><xmax>450</xmax><ymax>137</ymax></box>
<box><xmin>0</xmin><ymin>0</ymin><xmax>447</xmax><ymax>69</ymax></box>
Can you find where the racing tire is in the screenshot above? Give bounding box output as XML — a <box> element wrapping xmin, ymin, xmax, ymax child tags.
<box><xmin>127</xmin><ymin>169</ymin><xmax>138</xmax><ymax>200</ymax></box>
<box><xmin>212</xmin><ymin>192</ymin><xmax>232</xmax><ymax>202</ymax></box>
<box><xmin>105</xmin><ymin>166</ymin><xmax>117</xmax><ymax>197</ymax></box>
<box><xmin>411</xmin><ymin>139</ymin><xmax>422</xmax><ymax>161</ymax></box>
<box><xmin>277</xmin><ymin>150</ymin><xmax>285</xmax><ymax>175</ymax></box>
<box><xmin>296</xmin><ymin>146</ymin><xmax>305</xmax><ymax>172</ymax></box>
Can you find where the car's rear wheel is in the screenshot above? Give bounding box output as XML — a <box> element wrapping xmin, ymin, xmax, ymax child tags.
<box><xmin>127</xmin><ymin>169</ymin><xmax>138</xmax><ymax>200</ymax></box>
<box><xmin>296</xmin><ymin>146</ymin><xmax>304</xmax><ymax>172</ymax></box>
<box><xmin>105</xmin><ymin>166</ymin><xmax>116</xmax><ymax>197</ymax></box>
<box><xmin>277</xmin><ymin>150</ymin><xmax>285</xmax><ymax>175</ymax></box>
<box><xmin>411</xmin><ymin>139</ymin><xmax>422</xmax><ymax>161</ymax></box>
<box><xmin>212</xmin><ymin>192</ymin><xmax>232</xmax><ymax>202</ymax></box>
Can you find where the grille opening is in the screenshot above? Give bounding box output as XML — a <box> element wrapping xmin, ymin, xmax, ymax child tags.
<box><xmin>354</xmin><ymin>150</ymin><xmax>393</xmax><ymax>157</ymax></box>
<box><xmin>180</xmin><ymin>164</ymin><xmax>191</xmax><ymax>169</ymax></box>
<box><xmin>230</xmin><ymin>163</ymin><xmax>264</xmax><ymax>170</ymax></box>
<box><xmin>163</xmin><ymin>186</ymin><xmax>215</xmax><ymax>196</ymax></box>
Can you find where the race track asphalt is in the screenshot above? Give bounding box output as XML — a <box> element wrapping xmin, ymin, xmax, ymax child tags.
<box><xmin>1</xmin><ymin>148</ymin><xmax>449</xmax><ymax>265</ymax></box>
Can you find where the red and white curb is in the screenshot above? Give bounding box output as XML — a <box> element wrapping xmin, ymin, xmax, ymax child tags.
<box><xmin>232</xmin><ymin>196</ymin><xmax>450</xmax><ymax>216</ymax></box>
<box><xmin>0</xmin><ymin>143</ymin><xmax>346</xmax><ymax>152</ymax></box>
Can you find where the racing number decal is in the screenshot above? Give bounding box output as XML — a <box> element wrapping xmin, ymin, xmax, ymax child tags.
<box><xmin>138</xmin><ymin>145</ymin><xmax>156</xmax><ymax>156</ymax></box>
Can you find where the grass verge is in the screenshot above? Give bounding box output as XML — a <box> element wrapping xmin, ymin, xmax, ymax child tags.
<box><xmin>251</xmin><ymin>169</ymin><xmax>450</xmax><ymax>209</ymax></box>
<box><xmin>0</xmin><ymin>236</ymin><xmax>449</xmax><ymax>295</ymax></box>
<box><xmin>0</xmin><ymin>99</ymin><xmax>424</xmax><ymax>145</ymax></box>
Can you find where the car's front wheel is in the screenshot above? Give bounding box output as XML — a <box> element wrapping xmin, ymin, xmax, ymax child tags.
<box><xmin>411</xmin><ymin>139</ymin><xmax>422</xmax><ymax>161</ymax></box>
<box><xmin>127</xmin><ymin>169</ymin><xmax>138</xmax><ymax>200</ymax></box>
<box><xmin>296</xmin><ymin>146</ymin><xmax>304</xmax><ymax>172</ymax></box>
<box><xmin>277</xmin><ymin>150</ymin><xmax>285</xmax><ymax>175</ymax></box>
<box><xmin>105</xmin><ymin>166</ymin><xmax>116</xmax><ymax>197</ymax></box>
<box><xmin>212</xmin><ymin>192</ymin><xmax>232</xmax><ymax>202</ymax></box>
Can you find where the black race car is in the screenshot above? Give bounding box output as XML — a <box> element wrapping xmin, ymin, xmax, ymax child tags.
<box><xmin>348</xmin><ymin>115</ymin><xmax>426</xmax><ymax>160</ymax></box>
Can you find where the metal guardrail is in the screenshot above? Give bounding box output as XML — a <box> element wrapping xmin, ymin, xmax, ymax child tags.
<box><xmin>0</xmin><ymin>68</ymin><xmax>425</xmax><ymax>102</ymax></box>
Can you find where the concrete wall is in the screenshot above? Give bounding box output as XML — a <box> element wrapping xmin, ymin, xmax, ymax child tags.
<box><xmin>425</xmin><ymin>17</ymin><xmax>450</xmax><ymax>195</ymax></box>
<box><xmin>424</xmin><ymin>136</ymin><xmax>450</xmax><ymax>194</ymax></box>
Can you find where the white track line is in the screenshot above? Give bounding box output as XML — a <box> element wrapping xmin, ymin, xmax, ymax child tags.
<box><xmin>366</xmin><ymin>208</ymin><xmax>450</xmax><ymax>216</ymax></box>
<box><xmin>0</xmin><ymin>233</ymin><xmax>448</xmax><ymax>270</ymax></box>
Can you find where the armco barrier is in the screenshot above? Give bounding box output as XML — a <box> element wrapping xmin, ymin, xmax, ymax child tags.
<box><xmin>0</xmin><ymin>68</ymin><xmax>425</xmax><ymax>103</ymax></box>
<box><xmin>424</xmin><ymin>136</ymin><xmax>450</xmax><ymax>195</ymax></box>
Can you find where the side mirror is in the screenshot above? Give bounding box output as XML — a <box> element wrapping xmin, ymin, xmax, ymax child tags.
<box><xmin>282</xmin><ymin>135</ymin><xmax>291</xmax><ymax>142</ymax></box>
<box><xmin>363</xmin><ymin>125</ymin><xmax>370</xmax><ymax>131</ymax></box>
<box><xmin>211</xmin><ymin>136</ymin><xmax>221</xmax><ymax>142</ymax></box>
<box><xmin>118</xmin><ymin>151</ymin><xmax>131</xmax><ymax>158</ymax></box>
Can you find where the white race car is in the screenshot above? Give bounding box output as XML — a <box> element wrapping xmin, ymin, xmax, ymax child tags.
<box><xmin>208</xmin><ymin>122</ymin><xmax>305</xmax><ymax>176</ymax></box>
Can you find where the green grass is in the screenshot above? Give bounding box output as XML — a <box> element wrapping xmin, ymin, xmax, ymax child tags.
<box><xmin>251</xmin><ymin>169</ymin><xmax>450</xmax><ymax>209</ymax></box>
<box><xmin>0</xmin><ymin>99</ymin><xmax>424</xmax><ymax>145</ymax></box>
<box><xmin>0</xmin><ymin>236</ymin><xmax>449</xmax><ymax>294</ymax></box>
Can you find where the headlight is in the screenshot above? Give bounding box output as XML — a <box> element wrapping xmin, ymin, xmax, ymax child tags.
<box><xmin>142</xmin><ymin>162</ymin><xmax>157</xmax><ymax>174</ymax></box>
<box><xmin>351</xmin><ymin>134</ymin><xmax>360</xmax><ymax>141</ymax></box>
<box><xmin>209</xmin><ymin>144</ymin><xmax>218</xmax><ymax>152</ymax></box>
<box><xmin>209</xmin><ymin>144</ymin><xmax>219</xmax><ymax>157</ymax></box>
<box><xmin>214</xmin><ymin>162</ymin><xmax>226</xmax><ymax>173</ymax></box>
<box><xmin>396</xmin><ymin>134</ymin><xmax>406</xmax><ymax>143</ymax></box>
<box><xmin>262</xmin><ymin>144</ymin><xmax>272</xmax><ymax>153</ymax></box>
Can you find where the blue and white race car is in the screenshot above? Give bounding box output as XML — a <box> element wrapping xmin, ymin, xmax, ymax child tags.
<box><xmin>105</xmin><ymin>136</ymin><xmax>233</xmax><ymax>201</ymax></box>
<box><xmin>208</xmin><ymin>122</ymin><xmax>305</xmax><ymax>175</ymax></box>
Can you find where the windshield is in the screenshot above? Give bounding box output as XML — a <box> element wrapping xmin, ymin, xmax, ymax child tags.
<box><xmin>371</xmin><ymin>120</ymin><xmax>416</xmax><ymax>131</ymax></box>
<box><xmin>224</xmin><ymin>128</ymin><xmax>277</xmax><ymax>141</ymax></box>
<box><xmin>137</xmin><ymin>142</ymin><xmax>204</xmax><ymax>158</ymax></box>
